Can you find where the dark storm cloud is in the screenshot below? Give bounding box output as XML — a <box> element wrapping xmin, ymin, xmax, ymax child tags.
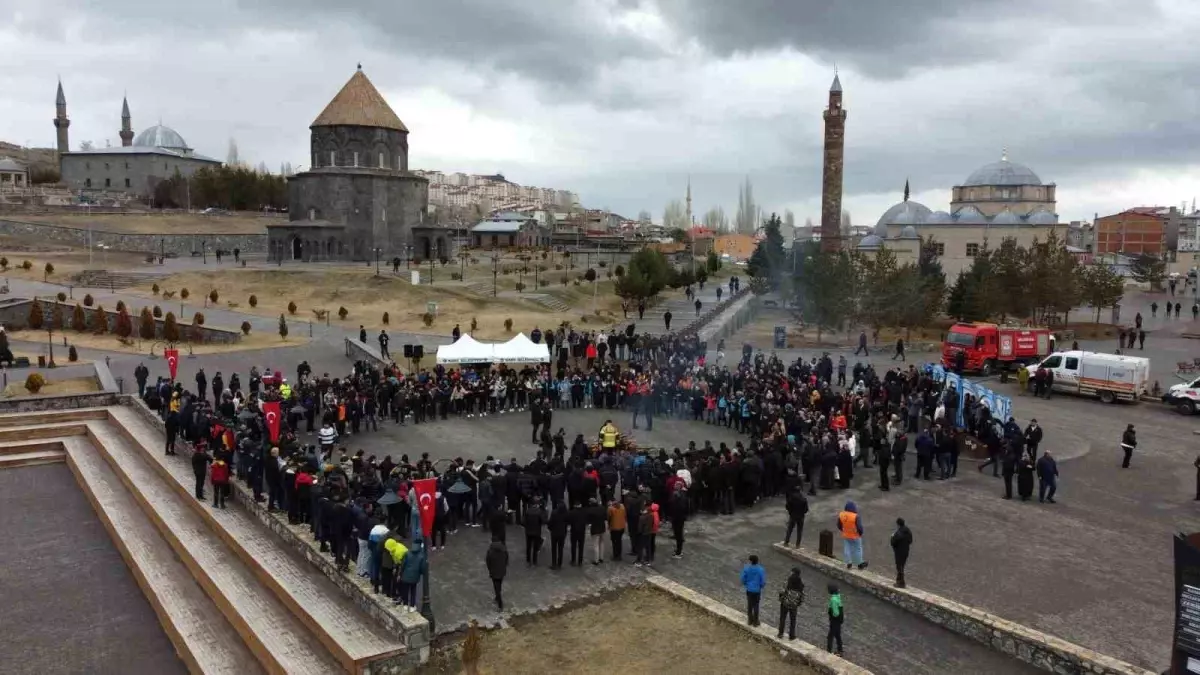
<box><xmin>651</xmin><ymin>0</ymin><xmax>1158</xmax><ymax>78</ymax></box>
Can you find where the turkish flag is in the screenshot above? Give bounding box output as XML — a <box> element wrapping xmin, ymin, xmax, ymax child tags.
<box><xmin>412</xmin><ymin>477</ymin><xmax>437</xmax><ymax>539</ymax></box>
<box><xmin>262</xmin><ymin>400</ymin><xmax>282</xmax><ymax>443</ymax></box>
<box><xmin>165</xmin><ymin>349</ymin><xmax>179</xmax><ymax>381</ymax></box>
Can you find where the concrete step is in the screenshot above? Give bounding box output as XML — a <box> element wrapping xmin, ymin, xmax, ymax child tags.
<box><xmin>105</xmin><ymin>408</ymin><xmax>407</xmax><ymax>674</ymax></box>
<box><xmin>0</xmin><ymin>448</ymin><xmax>65</xmax><ymax>469</ymax></box>
<box><xmin>63</xmin><ymin>437</ymin><xmax>263</xmax><ymax>675</ymax></box>
<box><xmin>0</xmin><ymin>407</ymin><xmax>108</xmax><ymax>428</ymax></box>
<box><xmin>83</xmin><ymin>421</ymin><xmax>344</xmax><ymax>675</ymax></box>
<box><xmin>0</xmin><ymin>439</ymin><xmax>64</xmax><ymax>457</ymax></box>
<box><xmin>0</xmin><ymin>424</ymin><xmax>87</xmax><ymax>443</ymax></box>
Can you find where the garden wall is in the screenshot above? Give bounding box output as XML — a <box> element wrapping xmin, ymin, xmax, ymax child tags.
<box><xmin>0</xmin><ymin>218</ymin><xmax>267</xmax><ymax>256</ymax></box>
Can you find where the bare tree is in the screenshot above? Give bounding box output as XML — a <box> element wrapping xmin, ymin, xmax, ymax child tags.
<box><xmin>703</xmin><ymin>206</ymin><xmax>729</xmax><ymax>232</ymax></box>
<box><xmin>735</xmin><ymin>176</ymin><xmax>757</xmax><ymax>234</ymax></box>
<box><xmin>227</xmin><ymin>138</ymin><xmax>240</xmax><ymax>166</ymax></box>
<box><xmin>662</xmin><ymin>200</ymin><xmax>688</xmax><ymax>230</ymax></box>
<box><xmin>79</xmin><ymin>140</ymin><xmax>94</xmax><ymax>151</ymax></box>
<box><xmin>783</xmin><ymin>209</ymin><xmax>796</xmax><ymax>229</ymax></box>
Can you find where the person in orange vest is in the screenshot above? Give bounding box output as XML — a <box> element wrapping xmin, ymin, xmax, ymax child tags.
<box><xmin>837</xmin><ymin>501</ymin><xmax>867</xmax><ymax>570</ymax></box>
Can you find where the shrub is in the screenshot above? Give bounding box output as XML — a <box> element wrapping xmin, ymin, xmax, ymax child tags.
<box><xmin>71</xmin><ymin>304</ymin><xmax>86</xmax><ymax>332</ymax></box>
<box><xmin>585</xmin><ymin>268</ymin><xmax>597</xmax><ymax>282</ymax></box>
<box><xmin>470</xmin><ymin>317</ymin><xmax>478</xmax><ymax>332</ymax></box>
<box><xmin>278</xmin><ymin>314</ymin><xmax>288</xmax><ymax>339</ymax></box>
<box><xmin>598</xmin><ymin>261</ymin><xmax>607</xmax><ymax>268</ymax></box>
<box><xmin>287</xmin><ymin>301</ymin><xmax>297</xmax><ymax>315</ymax></box>
<box><xmin>115</xmin><ymin>308</ymin><xmax>133</xmax><ymax>338</ymax></box>
<box><xmin>540</xmin><ymin>279</ymin><xmax>549</xmax><ymax>288</ymax></box>
<box><xmin>504</xmin><ymin>318</ymin><xmax>513</xmax><ymax>332</ymax></box>
<box><xmin>615</xmin><ymin>264</ymin><xmax>625</xmax><ymax>277</ymax></box>
<box><xmin>338</xmin><ymin>306</ymin><xmax>348</xmax><ymax>320</ymax></box>
<box><xmin>21</xmin><ymin>260</ymin><xmax>31</xmax><ymax>270</ymax></box>
<box><xmin>43</xmin><ymin>262</ymin><xmax>54</xmax><ymax>278</ymax></box>
<box><xmin>56</xmin><ymin>292</ymin><xmax>66</xmax><ymax>302</ymax></box>
<box><xmin>163</xmin><ymin>312</ymin><xmax>180</xmax><ymax>342</ymax></box>
<box><xmin>68</xmin><ymin>345</ymin><xmax>78</xmax><ymax>362</ymax></box>
<box><xmin>115</xmin><ymin>300</ymin><xmax>126</xmax><ymax>313</ymax></box>
<box><xmin>541</xmin><ymin>251</ymin><xmax>549</xmax><ymax>260</ymax></box>
<box><xmin>514</xmin><ymin>282</ymin><xmax>526</xmax><ymax>292</ymax></box>
<box><xmin>180</xmin><ymin>288</ymin><xmax>189</xmax><ymax>301</ymax></box>
<box><xmin>152</xmin><ymin>305</ymin><xmax>162</xmax><ymax>318</ymax></box>
<box><xmin>50</xmin><ymin>304</ymin><xmax>64</xmax><ymax>330</ymax></box>
<box><xmin>24</xmin><ymin>372</ymin><xmax>45</xmax><ymax>394</ymax></box>
<box><xmin>83</xmin><ymin>293</ymin><xmax>94</xmax><ymax>307</ymax></box>
<box><xmin>152</xmin><ymin>283</ymin><xmax>160</xmax><ymax>295</ymax></box>
<box><xmin>555</xmin><ymin>264</ymin><xmax>563</xmax><ymax>270</ymax></box>
<box><xmin>208</xmin><ymin>290</ymin><xmax>219</xmax><ymax>305</ymax></box>
<box><xmin>192</xmin><ymin>312</ymin><xmax>205</xmax><ymax>326</ymax></box>
<box><xmin>28</xmin><ymin>301</ymin><xmax>44</xmax><ymax>329</ymax></box>
<box><xmin>606</xmin><ymin>271</ymin><xmax>613</xmax><ymax>279</ymax></box>
<box><xmin>422</xmin><ymin>312</ymin><xmax>434</xmax><ymax>327</ymax></box>
<box><xmin>240</xmin><ymin>321</ymin><xmax>252</xmax><ymax>335</ymax></box>
<box><xmin>450</xmin><ymin>272</ymin><xmax>462</xmax><ymax>281</ymax></box>
<box><xmin>248</xmin><ymin>294</ymin><xmax>258</xmax><ymax>308</ymax></box>
<box><xmin>382</xmin><ymin>311</ymin><xmax>390</xmax><ymax>325</ymax></box>
<box><xmin>573</xmin><ymin>279</ymin><xmax>581</xmax><ymax>286</ymax></box>
<box><xmin>138</xmin><ymin>307</ymin><xmax>155</xmax><ymax>340</ymax></box>
<box><xmin>92</xmin><ymin>305</ymin><xmax>107</xmax><ymax>334</ymax></box>
<box><xmin>0</xmin><ymin>257</ymin><xmax>7</xmax><ymax>270</ymax></box>
<box><xmin>560</xmin><ymin>275</ymin><xmax>568</xmax><ymax>286</ymax></box>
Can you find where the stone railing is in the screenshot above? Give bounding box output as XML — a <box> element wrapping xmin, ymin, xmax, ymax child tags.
<box><xmin>121</xmin><ymin>396</ymin><xmax>431</xmax><ymax>670</ymax></box>
<box><xmin>0</xmin><ymin>361</ymin><xmax>120</xmax><ymax>413</ymax></box>
<box><xmin>0</xmin><ymin>218</ymin><xmax>267</xmax><ymax>255</ymax></box>
<box><xmin>772</xmin><ymin>544</ymin><xmax>1154</xmax><ymax>675</ymax></box>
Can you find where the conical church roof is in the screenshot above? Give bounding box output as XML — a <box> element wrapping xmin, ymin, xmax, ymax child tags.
<box><xmin>310</xmin><ymin>67</ymin><xmax>408</xmax><ymax>132</ymax></box>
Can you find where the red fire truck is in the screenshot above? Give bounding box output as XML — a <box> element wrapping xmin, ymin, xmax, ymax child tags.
<box><xmin>941</xmin><ymin>322</ymin><xmax>1051</xmax><ymax>375</ymax></box>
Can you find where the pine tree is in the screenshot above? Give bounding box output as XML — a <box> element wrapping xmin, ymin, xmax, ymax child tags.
<box><xmin>71</xmin><ymin>303</ymin><xmax>86</xmax><ymax>332</ymax></box>
<box><xmin>139</xmin><ymin>307</ymin><xmax>156</xmax><ymax>340</ymax></box>
<box><xmin>28</xmin><ymin>301</ymin><xmax>43</xmax><ymax>330</ymax></box>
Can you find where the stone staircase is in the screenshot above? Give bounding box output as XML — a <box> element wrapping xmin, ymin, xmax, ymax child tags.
<box><xmin>0</xmin><ymin>405</ymin><xmax>416</xmax><ymax>674</ymax></box>
<box><xmin>524</xmin><ymin>293</ymin><xmax>572</xmax><ymax>313</ymax></box>
<box><xmin>462</xmin><ymin>281</ymin><xmax>493</xmax><ymax>296</ymax></box>
<box><xmin>73</xmin><ymin>270</ymin><xmax>169</xmax><ymax>290</ymax></box>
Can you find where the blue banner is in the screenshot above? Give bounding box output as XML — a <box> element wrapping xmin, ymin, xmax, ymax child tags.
<box><xmin>923</xmin><ymin>363</ymin><xmax>1015</xmax><ymax>427</ymax></box>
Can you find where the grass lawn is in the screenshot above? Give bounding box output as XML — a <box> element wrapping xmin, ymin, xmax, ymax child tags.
<box><xmin>420</xmin><ymin>587</ymin><xmax>814</xmax><ymax>675</ymax></box>
<box><xmin>131</xmin><ymin>269</ymin><xmax>627</xmax><ymax>340</ymax></box>
<box><xmin>4</xmin><ymin>376</ymin><xmax>99</xmax><ymax>398</ymax></box>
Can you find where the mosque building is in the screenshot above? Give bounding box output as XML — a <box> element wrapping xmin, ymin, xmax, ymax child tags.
<box><xmin>54</xmin><ymin>80</ymin><xmax>220</xmax><ymax>196</ymax></box>
<box><xmin>857</xmin><ymin>151</ymin><xmax>1060</xmax><ymax>278</ymax></box>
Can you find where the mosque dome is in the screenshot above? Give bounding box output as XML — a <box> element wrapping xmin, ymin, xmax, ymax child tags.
<box><xmin>963</xmin><ymin>156</ymin><xmax>1041</xmax><ymax>186</ymax></box>
<box><xmin>927</xmin><ymin>210</ymin><xmax>953</xmax><ymax>224</ymax></box>
<box><xmin>953</xmin><ymin>205</ymin><xmax>987</xmax><ymax>223</ymax></box>
<box><xmin>133</xmin><ymin>124</ymin><xmax>189</xmax><ymax>151</ymax></box>
<box><xmin>857</xmin><ymin>234</ymin><xmax>884</xmax><ymax>249</ymax></box>
<box><xmin>1026</xmin><ymin>209</ymin><xmax>1058</xmax><ymax>225</ymax></box>
<box><xmin>899</xmin><ymin>225</ymin><xmax>920</xmax><ymax>239</ymax></box>
<box><xmin>874</xmin><ymin>200</ymin><xmax>931</xmax><ymax>236</ymax></box>
<box><xmin>990</xmin><ymin>209</ymin><xmax>1022</xmax><ymax>225</ymax></box>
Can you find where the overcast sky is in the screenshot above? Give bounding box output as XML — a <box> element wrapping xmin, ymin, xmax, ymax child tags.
<box><xmin>4</xmin><ymin>0</ymin><xmax>1200</xmax><ymax>226</ymax></box>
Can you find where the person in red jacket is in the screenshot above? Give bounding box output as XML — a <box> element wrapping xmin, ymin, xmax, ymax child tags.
<box><xmin>294</xmin><ymin>468</ymin><xmax>315</xmax><ymax>524</ymax></box>
<box><xmin>210</xmin><ymin>458</ymin><xmax>231</xmax><ymax>509</ymax></box>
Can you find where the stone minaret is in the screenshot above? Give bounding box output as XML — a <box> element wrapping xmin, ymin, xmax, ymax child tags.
<box><xmin>119</xmin><ymin>96</ymin><xmax>134</xmax><ymax>146</ymax></box>
<box><xmin>820</xmin><ymin>73</ymin><xmax>846</xmax><ymax>253</ymax></box>
<box><xmin>54</xmin><ymin>79</ymin><xmax>70</xmax><ymax>154</ymax></box>
<box><xmin>685</xmin><ymin>175</ymin><xmax>692</xmax><ymax>228</ymax></box>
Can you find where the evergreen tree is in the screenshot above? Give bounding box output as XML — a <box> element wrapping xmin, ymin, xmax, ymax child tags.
<box><xmin>746</xmin><ymin>213</ymin><xmax>785</xmax><ymax>284</ymax></box>
<box><xmin>1128</xmin><ymin>253</ymin><xmax>1167</xmax><ymax>290</ymax></box>
<box><xmin>138</xmin><ymin>307</ymin><xmax>156</xmax><ymax>340</ymax></box>
<box><xmin>71</xmin><ymin>303</ymin><xmax>86</xmax><ymax>332</ymax></box>
<box><xmin>1079</xmin><ymin>263</ymin><xmax>1126</xmax><ymax>321</ymax></box>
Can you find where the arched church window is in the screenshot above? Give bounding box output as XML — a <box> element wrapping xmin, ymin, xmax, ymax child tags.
<box><xmin>329</xmin><ymin>151</ymin><xmax>336</xmax><ymax>167</ymax></box>
<box><xmin>379</xmin><ymin>152</ymin><xmax>385</xmax><ymax>168</ymax></box>
<box><xmin>353</xmin><ymin>152</ymin><xmax>359</xmax><ymax>167</ymax></box>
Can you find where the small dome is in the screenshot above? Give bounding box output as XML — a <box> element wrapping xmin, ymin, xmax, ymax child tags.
<box><xmin>927</xmin><ymin>210</ymin><xmax>953</xmax><ymax>224</ymax></box>
<box><xmin>991</xmin><ymin>209</ymin><xmax>1021</xmax><ymax>225</ymax></box>
<box><xmin>963</xmin><ymin>157</ymin><xmax>1041</xmax><ymax>186</ymax></box>
<box><xmin>953</xmin><ymin>205</ymin><xmax>987</xmax><ymax>223</ymax></box>
<box><xmin>0</xmin><ymin>157</ymin><xmax>25</xmax><ymax>172</ymax></box>
<box><xmin>899</xmin><ymin>225</ymin><xmax>920</xmax><ymax>239</ymax></box>
<box><xmin>134</xmin><ymin>125</ymin><xmax>189</xmax><ymax>151</ymax></box>
<box><xmin>1026</xmin><ymin>209</ymin><xmax>1058</xmax><ymax>225</ymax></box>
<box><xmin>875</xmin><ymin>200</ymin><xmax>932</xmax><ymax>237</ymax></box>
<box><xmin>857</xmin><ymin>234</ymin><xmax>884</xmax><ymax>249</ymax></box>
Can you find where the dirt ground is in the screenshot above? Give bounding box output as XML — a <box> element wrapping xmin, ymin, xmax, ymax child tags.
<box><xmin>420</xmin><ymin>587</ymin><xmax>812</xmax><ymax>675</ymax></box>
<box><xmin>4</xmin><ymin>376</ymin><xmax>99</xmax><ymax>398</ymax></box>
<box><xmin>0</xmin><ymin>245</ymin><xmax>150</xmax><ymax>278</ymax></box>
<box><xmin>6</xmin><ymin>329</ymin><xmax>309</xmax><ymax>356</ymax></box>
<box><xmin>130</xmin><ymin>269</ymin><xmax>625</xmax><ymax>340</ymax></box>
<box><xmin>13</xmin><ymin>212</ymin><xmax>282</xmax><ymax>235</ymax></box>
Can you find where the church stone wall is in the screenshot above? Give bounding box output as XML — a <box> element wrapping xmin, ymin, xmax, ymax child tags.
<box><xmin>309</xmin><ymin>126</ymin><xmax>409</xmax><ymax>172</ymax></box>
<box><xmin>286</xmin><ymin>169</ymin><xmax>428</xmax><ymax>260</ymax></box>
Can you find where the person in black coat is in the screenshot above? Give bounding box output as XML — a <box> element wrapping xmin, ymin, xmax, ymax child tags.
<box><xmin>567</xmin><ymin>504</ymin><xmax>588</xmax><ymax>566</ymax></box>
<box><xmin>1002</xmin><ymin>438</ymin><xmax>1022</xmax><ymax>499</ymax></box>
<box><xmin>1016</xmin><ymin>456</ymin><xmax>1035</xmax><ymax>501</ymax></box>
<box><xmin>1024</xmin><ymin>420</ymin><xmax>1043</xmax><ymax>462</ymax></box>
<box><xmin>890</xmin><ymin>518</ymin><xmax>913</xmax><ymax>588</ymax></box>
<box><xmin>670</xmin><ymin>486</ymin><xmax>689</xmax><ymax>558</ymax></box>
<box><xmin>523</xmin><ymin>497</ymin><xmax>546</xmax><ymax>566</ymax></box>
<box><xmin>530</xmin><ymin>402</ymin><xmax>543</xmax><ymax>444</ymax></box>
<box><xmin>783</xmin><ymin>487</ymin><xmax>808</xmax><ymax>547</ymax></box>
<box><xmin>1121</xmin><ymin>424</ymin><xmax>1137</xmax><ymax>468</ymax></box>
<box><xmin>547</xmin><ymin>502</ymin><xmax>568</xmax><ymax>570</ymax></box>
<box><xmin>191</xmin><ymin>442</ymin><xmax>212</xmax><ymax>500</ymax></box>
<box><xmin>165</xmin><ymin>409</ymin><xmax>180</xmax><ymax>456</ymax></box>
<box><xmin>194</xmin><ymin>368</ymin><xmax>207</xmax><ymax>402</ymax></box>
<box><xmin>485</xmin><ymin>539</ymin><xmax>508</xmax><ymax>610</ymax></box>
<box><xmin>210</xmin><ymin>372</ymin><xmax>223</xmax><ymax>403</ymax></box>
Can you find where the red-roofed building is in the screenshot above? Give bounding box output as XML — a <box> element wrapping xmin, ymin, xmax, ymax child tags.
<box><xmin>1095</xmin><ymin>207</ymin><xmax>1168</xmax><ymax>256</ymax></box>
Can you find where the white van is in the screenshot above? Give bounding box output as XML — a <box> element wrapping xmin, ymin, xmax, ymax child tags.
<box><xmin>1164</xmin><ymin>376</ymin><xmax>1200</xmax><ymax>415</ymax></box>
<box><xmin>1025</xmin><ymin>350</ymin><xmax>1150</xmax><ymax>403</ymax></box>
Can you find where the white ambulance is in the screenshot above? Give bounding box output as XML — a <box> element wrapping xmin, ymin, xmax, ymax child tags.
<box><xmin>1024</xmin><ymin>350</ymin><xmax>1150</xmax><ymax>403</ymax></box>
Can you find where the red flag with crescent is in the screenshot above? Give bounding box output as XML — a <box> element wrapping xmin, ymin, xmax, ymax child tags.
<box><xmin>164</xmin><ymin>348</ymin><xmax>179</xmax><ymax>381</ymax></box>
<box><xmin>262</xmin><ymin>400</ymin><xmax>282</xmax><ymax>443</ymax></box>
<box><xmin>413</xmin><ymin>477</ymin><xmax>437</xmax><ymax>538</ymax></box>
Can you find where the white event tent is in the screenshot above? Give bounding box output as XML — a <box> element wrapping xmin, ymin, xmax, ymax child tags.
<box><xmin>435</xmin><ymin>333</ymin><xmax>550</xmax><ymax>365</ymax></box>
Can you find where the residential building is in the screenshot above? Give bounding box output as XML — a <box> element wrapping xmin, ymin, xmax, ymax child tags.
<box><xmin>1095</xmin><ymin>207</ymin><xmax>1168</xmax><ymax>257</ymax></box>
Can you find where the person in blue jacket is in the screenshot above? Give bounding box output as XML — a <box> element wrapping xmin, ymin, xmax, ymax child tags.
<box><xmin>740</xmin><ymin>553</ymin><xmax>767</xmax><ymax>626</ymax></box>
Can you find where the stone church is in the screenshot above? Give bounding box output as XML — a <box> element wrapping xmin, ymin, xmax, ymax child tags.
<box><xmin>268</xmin><ymin>66</ymin><xmax>429</xmax><ymax>262</ymax></box>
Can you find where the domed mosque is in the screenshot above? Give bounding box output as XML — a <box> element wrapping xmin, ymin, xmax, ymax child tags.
<box><xmin>55</xmin><ymin>80</ymin><xmax>220</xmax><ymax>196</ymax></box>
<box><xmin>857</xmin><ymin>151</ymin><xmax>1061</xmax><ymax>278</ymax></box>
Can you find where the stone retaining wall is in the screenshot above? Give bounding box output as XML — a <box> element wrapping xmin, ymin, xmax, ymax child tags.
<box><xmin>121</xmin><ymin>397</ymin><xmax>431</xmax><ymax>672</ymax></box>
<box><xmin>699</xmin><ymin>291</ymin><xmax>758</xmax><ymax>344</ymax></box>
<box><xmin>645</xmin><ymin>576</ymin><xmax>872</xmax><ymax>675</ymax></box>
<box><xmin>0</xmin><ymin>299</ymin><xmax>241</xmax><ymax>344</ymax></box>
<box><xmin>771</xmin><ymin>543</ymin><xmax>1153</xmax><ymax>675</ymax></box>
<box><xmin>346</xmin><ymin>336</ymin><xmax>390</xmax><ymax>370</ymax></box>
<box><xmin>0</xmin><ymin>218</ymin><xmax>267</xmax><ymax>255</ymax></box>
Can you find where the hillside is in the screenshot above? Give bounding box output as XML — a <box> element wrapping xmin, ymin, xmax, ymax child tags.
<box><xmin>0</xmin><ymin>142</ymin><xmax>58</xmax><ymax>178</ymax></box>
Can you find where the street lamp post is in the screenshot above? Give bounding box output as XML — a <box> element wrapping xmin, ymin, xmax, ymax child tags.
<box><xmin>374</xmin><ymin>247</ymin><xmax>381</xmax><ymax>276</ymax></box>
<box><xmin>491</xmin><ymin>253</ymin><xmax>499</xmax><ymax>297</ymax></box>
<box><xmin>428</xmin><ymin>258</ymin><xmax>435</xmax><ymax>286</ymax></box>
<box><xmin>47</xmin><ymin>318</ymin><xmax>56</xmax><ymax>368</ymax></box>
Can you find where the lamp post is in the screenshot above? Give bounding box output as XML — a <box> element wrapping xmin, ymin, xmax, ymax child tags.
<box><xmin>410</xmin><ymin>505</ymin><xmax>435</xmax><ymax>632</ymax></box>
<box><xmin>46</xmin><ymin>315</ymin><xmax>56</xmax><ymax>368</ymax></box>
<box><xmin>373</xmin><ymin>247</ymin><xmax>381</xmax><ymax>276</ymax></box>
<box><xmin>491</xmin><ymin>252</ymin><xmax>499</xmax><ymax>297</ymax></box>
<box><xmin>428</xmin><ymin>258</ymin><xmax>435</xmax><ymax>286</ymax></box>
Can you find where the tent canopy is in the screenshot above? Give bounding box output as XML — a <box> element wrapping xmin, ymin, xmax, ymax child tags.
<box><xmin>435</xmin><ymin>334</ymin><xmax>494</xmax><ymax>364</ymax></box>
<box><xmin>493</xmin><ymin>332</ymin><xmax>550</xmax><ymax>363</ymax></box>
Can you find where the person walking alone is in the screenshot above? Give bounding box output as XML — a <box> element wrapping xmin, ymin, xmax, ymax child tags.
<box><xmin>826</xmin><ymin>584</ymin><xmax>845</xmax><ymax>656</ymax></box>
<box><xmin>776</xmin><ymin>567</ymin><xmax>805</xmax><ymax>641</ymax></box>
<box><xmin>1121</xmin><ymin>424</ymin><xmax>1137</xmax><ymax>468</ymax></box>
<box><xmin>837</xmin><ymin>501</ymin><xmax>867</xmax><ymax>570</ymax></box>
<box><xmin>782</xmin><ymin>486</ymin><xmax>808</xmax><ymax>547</ymax></box>
<box><xmin>892</xmin><ymin>338</ymin><xmax>905</xmax><ymax>361</ymax></box>
<box><xmin>890</xmin><ymin>518</ymin><xmax>912</xmax><ymax>588</ymax></box>
<box><xmin>1037</xmin><ymin>450</ymin><xmax>1059</xmax><ymax>503</ymax></box>
<box><xmin>485</xmin><ymin>538</ymin><xmax>508</xmax><ymax>611</ymax></box>
<box><xmin>670</xmin><ymin>484</ymin><xmax>688</xmax><ymax>559</ymax></box>
<box><xmin>740</xmin><ymin>554</ymin><xmax>766</xmax><ymax>626</ymax></box>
